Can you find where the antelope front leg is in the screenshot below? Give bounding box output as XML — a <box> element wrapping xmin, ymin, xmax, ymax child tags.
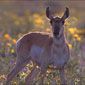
<box><xmin>25</xmin><ymin>66</ymin><xmax>40</xmax><ymax>85</ymax></box>
<box><xmin>59</xmin><ymin>68</ymin><xmax>67</xmax><ymax>85</ymax></box>
<box><xmin>38</xmin><ymin>67</ymin><xmax>47</xmax><ymax>85</ymax></box>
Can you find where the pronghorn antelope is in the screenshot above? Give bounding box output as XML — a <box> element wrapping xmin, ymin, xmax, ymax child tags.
<box><xmin>6</xmin><ymin>7</ymin><xmax>70</xmax><ymax>85</ymax></box>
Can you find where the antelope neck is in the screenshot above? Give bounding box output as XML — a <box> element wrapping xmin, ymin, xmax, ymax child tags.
<box><xmin>53</xmin><ymin>34</ymin><xmax>65</xmax><ymax>46</ymax></box>
<box><xmin>55</xmin><ymin>33</ymin><xmax>63</xmax><ymax>40</ymax></box>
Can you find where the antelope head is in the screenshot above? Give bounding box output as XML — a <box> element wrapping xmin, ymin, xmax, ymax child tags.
<box><xmin>46</xmin><ymin>7</ymin><xmax>69</xmax><ymax>39</ymax></box>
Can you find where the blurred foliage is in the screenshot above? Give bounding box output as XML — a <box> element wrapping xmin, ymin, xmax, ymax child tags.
<box><xmin>0</xmin><ymin>2</ymin><xmax>85</xmax><ymax>85</ymax></box>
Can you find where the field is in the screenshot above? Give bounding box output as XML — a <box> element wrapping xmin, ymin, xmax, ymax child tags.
<box><xmin>0</xmin><ymin>1</ymin><xmax>85</xmax><ymax>85</ymax></box>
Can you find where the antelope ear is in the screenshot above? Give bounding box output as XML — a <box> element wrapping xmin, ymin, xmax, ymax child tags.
<box><xmin>61</xmin><ymin>7</ymin><xmax>69</xmax><ymax>20</ymax></box>
<box><xmin>46</xmin><ymin>7</ymin><xmax>53</xmax><ymax>20</ymax></box>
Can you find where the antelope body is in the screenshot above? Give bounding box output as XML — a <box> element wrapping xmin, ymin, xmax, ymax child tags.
<box><xmin>6</xmin><ymin>7</ymin><xmax>70</xmax><ymax>85</ymax></box>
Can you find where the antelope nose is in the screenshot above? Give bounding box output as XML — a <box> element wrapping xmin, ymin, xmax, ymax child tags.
<box><xmin>53</xmin><ymin>32</ymin><xmax>59</xmax><ymax>36</ymax></box>
<box><xmin>54</xmin><ymin>32</ymin><xmax>57</xmax><ymax>35</ymax></box>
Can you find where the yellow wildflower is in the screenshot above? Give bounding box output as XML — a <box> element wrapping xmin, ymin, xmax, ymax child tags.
<box><xmin>11</xmin><ymin>49</ymin><xmax>15</xmax><ymax>53</ymax></box>
<box><xmin>13</xmin><ymin>81</ymin><xmax>17</xmax><ymax>85</ymax></box>
<box><xmin>7</xmin><ymin>43</ymin><xmax>12</xmax><ymax>47</ymax></box>
<box><xmin>73</xmin><ymin>34</ymin><xmax>81</xmax><ymax>41</ymax></box>
<box><xmin>0</xmin><ymin>75</ymin><xmax>6</xmax><ymax>80</ymax></box>
<box><xmin>14</xmin><ymin>20</ymin><xmax>20</xmax><ymax>26</ymax></box>
<box><xmin>68</xmin><ymin>28</ymin><xmax>76</xmax><ymax>34</ymax></box>
<box><xmin>46</xmin><ymin>28</ymin><xmax>51</xmax><ymax>32</ymax></box>
<box><xmin>33</xmin><ymin>13</ymin><xmax>44</xmax><ymax>26</ymax></box>
<box><xmin>12</xmin><ymin>39</ymin><xmax>17</xmax><ymax>44</ymax></box>
<box><xmin>68</xmin><ymin>43</ymin><xmax>73</xmax><ymax>49</ymax></box>
<box><xmin>4</xmin><ymin>34</ymin><xmax>11</xmax><ymax>40</ymax></box>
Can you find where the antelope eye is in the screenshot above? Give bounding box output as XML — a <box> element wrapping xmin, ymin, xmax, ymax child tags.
<box><xmin>50</xmin><ymin>18</ymin><xmax>55</xmax><ymax>24</ymax></box>
<box><xmin>50</xmin><ymin>20</ymin><xmax>52</xmax><ymax>24</ymax></box>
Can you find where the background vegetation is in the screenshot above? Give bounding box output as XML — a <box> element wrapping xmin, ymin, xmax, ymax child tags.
<box><xmin>0</xmin><ymin>1</ymin><xmax>85</xmax><ymax>85</ymax></box>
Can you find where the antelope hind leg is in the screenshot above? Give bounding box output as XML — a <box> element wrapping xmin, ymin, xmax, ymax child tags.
<box><xmin>6</xmin><ymin>58</ymin><xmax>29</xmax><ymax>85</ymax></box>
